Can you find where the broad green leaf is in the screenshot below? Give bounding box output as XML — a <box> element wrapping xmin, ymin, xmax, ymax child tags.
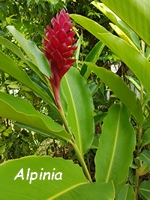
<box><xmin>142</xmin><ymin>128</ymin><xmax>150</xmax><ymax>147</ymax></box>
<box><xmin>70</xmin><ymin>14</ymin><xmax>150</xmax><ymax>101</ymax></box>
<box><xmin>0</xmin><ymin>92</ymin><xmax>71</xmax><ymax>141</ymax></box>
<box><xmin>116</xmin><ymin>184</ymin><xmax>135</xmax><ymax>200</ymax></box>
<box><xmin>100</xmin><ymin>0</ymin><xmax>150</xmax><ymax>46</ymax></box>
<box><xmin>139</xmin><ymin>150</ymin><xmax>150</xmax><ymax>166</ymax></box>
<box><xmin>0</xmin><ymin>156</ymin><xmax>115</xmax><ymax>200</ymax></box>
<box><xmin>139</xmin><ymin>180</ymin><xmax>150</xmax><ymax>200</ymax></box>
<box><xmin>7</xmin><ymin>25</ymin><xmax>51</xmax><ymax>77</ymax></box>
<box><xmin>80</xmin><ymin>41</ymin><xmax>105</xmax><ymax>79</ymax></box>
<box><xmin>61</xmin><ymin>67</ymin><xmax>94</xmax><ymax>155</ymax></box>
<box><xmin>0</xmin><ymin>50</ymin><xmax>56</xmax><ymax>110</ymax></box>
<box><xmin>95</xmin><ymin>103</ymin><xmax>136</xmax><ymax>194</ymax></box>
<box><xmin>0</xmin><ymin>36</ymin><xmax>46</xmax><ymax>83</ymax></box>
<box><xmin>92</xmin><ymin>2</ymin><xmax>140</xmax><ymax>49</ymax></box>
<box><xmin>86</xmin><ymin>63</ymin><xmax>143</xmax><ymax>124</ymax></box>
<box><xmin>56</xmin><ymin>181</ymin><xmax>115</xmax><ymax>200</ymax></box>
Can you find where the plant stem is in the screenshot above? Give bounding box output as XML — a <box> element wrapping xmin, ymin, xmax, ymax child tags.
<box><xmin>59</xmin><ymin>106</ymin><xmax>92</xmax><ymax>183</ymax></box>
<box><xmin>70</xmin><ymin>140</ymin><xmax>92</xmax><ymax>183</ymax></box>
<box><xmin>137</xmin><ymin>125</ymin><xmax>142</xmax><ymax>155</ymax></box>
<box><xmin>134</xmin><ymin>81</ymin><xmax>144</xmax><ymax>199</ymax></box>
<box><xmin>135</xmin><ymin>168</ymin><xmax>139</xmax><ymax>200</ymax></box>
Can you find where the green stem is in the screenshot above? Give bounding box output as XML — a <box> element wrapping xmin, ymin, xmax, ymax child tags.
<box><xmin>137</xmin><ymin>126</ymin><xmax>142</xmax><ymax>155</ymax></box>
<box><xmin>59</xmin><ymin>106</ymin><xmax>92</xmax><ymax>182</ymax></box>
<box><xmin>135</xmin><ymin>169</ymin><xmax>139</xmax><ymax>200</ymax></box>
<box><xmin>135</xmin><ymin>81</ymin><xmax>144</xmax><ymax>199</ymax></box>
<box><xmin>70</xmin><ymin>140</ymin><xmax>92</xmax><ymax>183</ymax></box>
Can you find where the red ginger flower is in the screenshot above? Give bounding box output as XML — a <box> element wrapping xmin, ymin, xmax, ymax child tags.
<box><xmin>42</xmin><ymin>9</ymin><xmax>77</xmax><ymax>109</ymax></box>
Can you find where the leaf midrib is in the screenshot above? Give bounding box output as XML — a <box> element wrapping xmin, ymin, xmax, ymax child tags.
<box><xmin>49</xmin><ymin>181</ymin><xmax>87</xmax><ymax>199</ymax></box>
<box><xmin>65</xmin><ymin>76</ymin><xmax>82</xmax><ymax>153</ymax></box>
<box><xmin>105</xmin><ymin>106</ymin><xmax>121</xmax><ymax>182</ymax></box>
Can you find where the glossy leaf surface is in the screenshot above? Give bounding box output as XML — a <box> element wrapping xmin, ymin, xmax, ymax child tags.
<box><xmin>7</xmin><ymin>25</ymin><xmax>51</xmax><ymax>77</ymax></box>
<box><xmin>61</xmin><ymin>67</ymin><xmax>94</xmax><ymax>154</ymax></box>
<box><xmin>0</xmin><ymin>92</ymin><xmax>71</xmax><ymax>141</ymax></box>
<box><xmin>0</xmin><ymin>156</ymin><xmax>115</xmax><ymax>200</ymax></box>
<box><xmin>142</xmin><ymin>128</ymin><xmax>150</xmax><ymax>147</ymax></box>
<box><xmin>0</xmin><ymin>50</ymin><xmax>56</xmax><ymax>108</ymax></box>
<box><xmin>139</xmin><ymin>180</ymin><xmax>150</xmax><ymax>200</ymax></box>
<box><xmin>92</xmin><ymin>2</ymin><xmax>140</xmax><ymax>49</ymax></box>
<box><xmin>95</xmin><ymin>103</ymin><xmax>136</xmax><ymax>194</ymax></box>
<box><xmin>81</xmin><ymin>41</ymin><xmax>105</xmax><ymax>79</ymax></box>
<box><xmin>0</xmin><ymin>36</ymin><xmax>46</xmax><ymax>83</ymax></box>
<box><xmin>116</xmin><ymin>184</ymin><xmax>135</xmax><ymax>200</ymax></box>
<box><xmin>139</xmin><ymin>150</ymin><xmax>150</xmax><ymax>166</ymax></box>
<box><xmin>71</xmin><ymin>14</ymin><xmax>150</xmax><ymax>105</ymax></box>
<box><xmin>86</xmin><ymin>63</ymin><xmax>143</xmax><ymax>124</ymax></box>
<box><xmin>100</xmin><ymin>0</ymin><xmax>150</xmax><ymax>46</ymax></box>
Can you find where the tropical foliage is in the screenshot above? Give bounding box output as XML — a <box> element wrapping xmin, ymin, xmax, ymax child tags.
<box><xmin>0</xmin><ymin>0</ymin><xmax>150</xmax><ymax>199</ymax></box>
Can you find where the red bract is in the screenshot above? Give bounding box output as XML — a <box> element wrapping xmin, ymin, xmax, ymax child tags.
<box><xmin>42</xmin><ymin>9</ymin><xmax>77</xmax><ymax>109</ymax></box>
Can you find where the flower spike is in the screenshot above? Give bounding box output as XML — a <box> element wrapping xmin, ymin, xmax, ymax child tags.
<box><xmin>42</xmin><ymin>9</ymin><xmax>77</xmax><ymax>109</ymax></box>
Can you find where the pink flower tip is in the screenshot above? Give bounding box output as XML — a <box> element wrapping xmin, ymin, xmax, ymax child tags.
<box><xmin>42</xmin><ymin>9</ymin><xmax>77</xmax><ymax>109</ymax></box>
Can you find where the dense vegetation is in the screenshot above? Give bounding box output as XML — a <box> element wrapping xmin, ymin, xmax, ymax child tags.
<box><xmin>0</xmin><ymin>0</ymin><xmax>150</xmax><ymax>199</ymax></box>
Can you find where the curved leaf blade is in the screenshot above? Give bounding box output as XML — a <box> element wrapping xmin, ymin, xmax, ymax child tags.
<box><xmin>139</xmin><ymin>150</ymin><xmax>150</xmax><ymax>166</ymax></box>
<box><xmin>71</xmin><ymin>14</ymin><xmax>150</xmax><ymax>99</ymax></box>
<box><xmin>61</xmin><ymin>67</ymin><xmax>94</xmax><ymax>154</ymax></box>
<box><xmin>81</xmin><ymin>41</ymin><xmax>105</xmax><ymax>79</ymax></box>
<box><xmin>86</xmin><ymin>63</ymin><xmax>143</xmax><ymax>124</ymax></box>
<box><xmin>0</xmin><ymin>50</ymin><xmax>56</xmax><ymax>109</ymax></box>
<box><xmin>139</xmin><ymin>180</ymin><xmax>150</xmax><ymax>200</ymax></box>
<box><xmin>101</xmin><ymin>0</ymin><xmax>150</xmax><ymax>46</ymax></box>
<box><xmin>0</xmin><ymin>156</ymin><xmax>115</xmax><ymax>200</ymax></box>
<box><xmin>56</xmin><ymin>181</ymin><xmax>115</xmax><ymax>200</ymax></box>
<box><xmin>92</xmin><ymin>2</ymin><xmax>140</xmax><ymax>49</ymax></box>
<box><xmin>0</xmin><ymin>156</ymin><xmax>88</xmax><ymax>199</ymax></box>
<box><xmin>116</xmin><ymin>184</ymin><xmax>135</xmax><ymax>200</ymax></box>
<box><xmin>0</xmin><ymin>36</ymin><xmax>46</xmax><ymax>83</ymax></box>
<box><xmin>0</xmin><ymin>92</ymin><xmax>71</xmax><ymax>141</ymax></box>
<box><xmin>95</xmin><ymin>103</ymin><xmax>136</xmax><ymax>194</ymax></box>
<box><xmin>7</xmin><ymin>25</ymin><xmax>51</xmax><ymax>77</ymax></box>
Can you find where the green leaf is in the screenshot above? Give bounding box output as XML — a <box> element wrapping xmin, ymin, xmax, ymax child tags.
<box><xmin>139</xmin><ymin>150</ymin><xmax>150</xmax><ymax>166</ymax></box>
<box><xmin>57</xmin><ymin>181</ymin><xmax>115</xmax><ymax>200</ymax></box>
<box><xmin>0</xmin><ymin>36</ymin><xmax>46</xmax><ymax>83</ymax></box>
<box><xmin>142</xmin><ymin>128</ymin><xmax>150</xmax><ymax>147</ymax></box>
<box><xmin>61</xmin><ymin>67</ymin><xmax>94</xmax><ymax>155</ymax></box>
<box><xmin>0</xmin><ymin>50</ymin><xmax>56</xmax><ymax>110</ymax></box>
<box><xmin>7</xmin><ymin>25</ymin><xmax>51</xmax><ymax>78</ymax></box>
<box><xmin>0</xmin><ymin>144</ymin><xmax>6</xmax><ymax>155</ymax></box>
<box><xmin>0</xmin><ymin>92</ymin><xmax>71</xmax><ymax>141</ymax></box>
<box><xmin>0</xmin><ymin>156</ymin><xmax>115</xmax><ymax>200</ymax></box>
<box><xmin>116</xmin><ymin>184</ymin><xmax>135</xmax><ymax>200</ymax></box>
<box><xmin>70</xmin><ymin>14</ymin><xmax>150</xmax><ymax>100</ymax></box>
<box><xmin>92</xmin><ymin>2</ymin><xmax>140</xmax><ymax>49</ymax></box>
<box><xmin>100</xmin><ymin>0</ymin><xmax>150</xmax><ymax>46</ymax></box>
<box><xmin>139</xmin><ymin>180</ymin><xmax>150</xmax><ymax>200</ymax></box>
<box><xmin>95</xmin><ymin>103</ymin><xmax>136</xmax><ymax>194</ymax></box>
<box><xmin>80</xmin><ymin>41</ymin><xmax>105</xmax><ymax>79</ymax></box>
<box><xmin>86</xmin><ymin>63</ymin><xmax>143</xmax><ymax>124</ymax></box>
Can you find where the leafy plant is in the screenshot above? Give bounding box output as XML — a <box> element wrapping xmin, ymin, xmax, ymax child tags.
<box><xmin>0</xmin><ymin>0</ymin><xmax>150</xmax><ymax>199</ymax></box>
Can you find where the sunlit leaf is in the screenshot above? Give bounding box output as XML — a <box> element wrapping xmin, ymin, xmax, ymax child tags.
<box><xmin>0</xmin><ymin>156</ymin><xmax>115</xmax><ymax>200</ymax></box>
<box><xmin>61</xmin><ymin>67</ymin><xmax>94</xmax><ymax>154</ymax></box>
<box><xmin>95</xmin><ymin>103</ymin><xmax>136</xmax><ymax>194</ymax></box>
